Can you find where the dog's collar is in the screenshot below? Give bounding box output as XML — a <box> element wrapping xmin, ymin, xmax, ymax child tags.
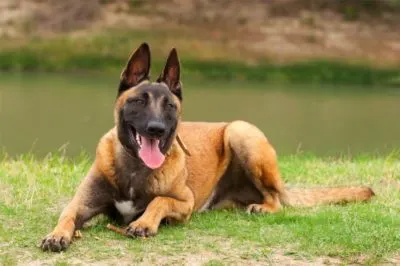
<box><xmin>176</xmin><ymin>134</ymin><xmax>191</xmax><ymax>156</ymax></box>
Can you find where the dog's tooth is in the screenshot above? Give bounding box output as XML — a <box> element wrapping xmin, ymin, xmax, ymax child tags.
<box><xmin>135</xmin><ymin>134</ymin><xmax>141</xmax><ymax>146</ymax></box>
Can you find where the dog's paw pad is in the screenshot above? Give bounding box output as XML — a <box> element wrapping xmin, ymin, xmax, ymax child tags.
<box><xmin>40</xmin><ymin>234</ymin><xmax>70</xmax><ymax>252</ymax></box>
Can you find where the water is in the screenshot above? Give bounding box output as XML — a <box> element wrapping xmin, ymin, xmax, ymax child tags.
<box><xmin>1</xmin><ymin>72</ymin><xmax>399</xmax><ymax>157</ymax></box>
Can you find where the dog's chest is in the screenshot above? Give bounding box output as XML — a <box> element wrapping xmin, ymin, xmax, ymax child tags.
<box><xmin>114</xmin><ymin>199</ymin><xmax>140</xmax><ymax>223</ymax></box>
<box><xmin>114</xmin><ymin>187</ymin><xmax>143</xmax><ymax>223</ymax></box>
<box><xmin>114</xmin><ymin>171</ymin><xmax>152</xmax><ymax>223</ymax></box>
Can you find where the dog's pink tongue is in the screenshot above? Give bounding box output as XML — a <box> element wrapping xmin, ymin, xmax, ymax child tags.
<box><xmin>138</xmin><ymin>136</ymin><xmax>165</xmax><ymax>169</ymax></box>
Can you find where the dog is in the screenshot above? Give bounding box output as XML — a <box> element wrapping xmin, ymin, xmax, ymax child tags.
<box><xmin>41</xmin><ymin>43</ymin><xmax>375</xmax><ymax>252</ymax></box>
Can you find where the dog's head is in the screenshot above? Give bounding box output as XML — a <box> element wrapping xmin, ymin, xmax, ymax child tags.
<box><xmin>114</xmin><ymin>43</ymin><xmax>182</xmax><ymax>169</ymax></box>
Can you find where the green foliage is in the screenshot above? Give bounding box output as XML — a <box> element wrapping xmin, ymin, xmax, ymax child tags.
<box><xmin>182</xmin><ymin>60</ymin><xmax>400</xmax><ymax>86</ymax></box>
<box><xmin>0</xmin><ymin>32</ymin><xmax>399</xmax><ymax>87</ymax></box>
<box><xmin>342</xmin><ymin>5</ymin><xmax>360</xmax><ymax>21</ymax></box>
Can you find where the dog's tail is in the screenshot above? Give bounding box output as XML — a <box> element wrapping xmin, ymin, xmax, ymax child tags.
<box><xmin>280</xmin><ymin>186</ymin><xmax>375</xmax><ymax>207</ymax></box>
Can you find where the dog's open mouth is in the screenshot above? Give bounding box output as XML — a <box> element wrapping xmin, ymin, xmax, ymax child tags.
<box><xmin>128</xmin><ymin>125</ymin><xmax>165</xmax><ymax>169</ymax></box>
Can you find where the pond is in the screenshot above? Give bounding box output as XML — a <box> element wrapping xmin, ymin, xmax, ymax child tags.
<box><xmin>1</xmin><ymin>72</ymin><xmax>399</xmax><ymax>157</ymax></box>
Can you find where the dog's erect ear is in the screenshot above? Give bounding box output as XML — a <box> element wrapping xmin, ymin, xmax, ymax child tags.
<box><xmin>157</xmin><ymin>48</ymin><xmax>182</xmax><ymax>100</ymax></box>
<box><xmin>119</xmin><ymin>42</ymin><xmax>151</xmax><ymax>95</ymax></box>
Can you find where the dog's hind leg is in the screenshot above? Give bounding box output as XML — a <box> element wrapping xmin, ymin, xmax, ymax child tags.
<box><xmin>225</xmin><ymin>121</ymin><xmax>285</xmax><ymax>214</ymax></box>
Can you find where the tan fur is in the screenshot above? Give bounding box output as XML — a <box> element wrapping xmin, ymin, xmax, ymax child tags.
<box><xmin>283</xmin><ymin>186</ymin><xmax>375</xmax><ymax>207</ymax></box>
<box><xmin>95</xmin><ymin>129</ymin><xmax>118</xmax><ymax>187</ymax></box>
<box><xmin>179</xmin><ymin>122</ymin><xmax>231</xmax><ymax>210</ymax></box>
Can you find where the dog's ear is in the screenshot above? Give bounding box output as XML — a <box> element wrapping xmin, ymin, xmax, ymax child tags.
<box><xmin>157</xmin><ymin>48</ymin><xmax>182</xmax><ymax>101</ymax></box>
<box><xmin>119</xmin><ymin>42</ymin><xmax>151</xmax><ymax>95</ymax></box>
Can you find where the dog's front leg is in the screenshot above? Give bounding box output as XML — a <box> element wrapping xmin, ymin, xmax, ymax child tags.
<box><xmin>41</xmin><ymin>170</ymin><xmax>113</xmax><ymax>252</ymax></box>
<box><xmin>126</xmin><ymin>186</ymin><xmax>194</xmax><ymax>237</ymax></box>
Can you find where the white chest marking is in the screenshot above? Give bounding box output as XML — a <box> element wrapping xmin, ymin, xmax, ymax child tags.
<box><xmin>114</xmin><ymin>200</ymin><xmax>139</xmax><ymax>223</ymax></box>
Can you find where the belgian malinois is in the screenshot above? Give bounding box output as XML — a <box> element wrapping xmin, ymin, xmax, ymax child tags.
<box><xmin>41</xmin><ymin>43</ymin><xmax>375</xmax><ymax>252</ymax></box>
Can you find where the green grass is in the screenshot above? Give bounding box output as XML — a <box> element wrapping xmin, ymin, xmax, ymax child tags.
<box><xmin>1</xmin><ymin>153</ymin><xmax>399</xmax><ymax>265</ymax></box>
<box><xmin>1</xmin><ymin>30</ymin><xmax>399</xmax><ymax>86</ymax></box>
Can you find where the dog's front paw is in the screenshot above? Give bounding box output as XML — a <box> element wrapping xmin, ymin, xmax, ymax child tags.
<box><xmin>40</xmin><ymin>231</ymin><xmax>71</xmax><ymax>252</ymax></box>
<box><xmin>126</xmin><ymin>220</ymin><xmax>158</xmax><ymax>238</ymax></box>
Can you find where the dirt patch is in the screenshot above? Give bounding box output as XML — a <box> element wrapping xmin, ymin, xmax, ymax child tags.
<box><xmin>21</xmin><ymin>251</ymin><xmax>400</xmax><ymax>266</ymax></box>
<box><xmin>385</xmin><ymin>254</ymin><xmax>400</xmax><ymax>265</ymax></box>
<box><xmin>21</xmin><ymin>249</ymin><xmax>342</xmax><ymax>266</ymax></box>
<box><xmin>8</xmin><ymin>233</ymin><xmax>400</xmax><ymax>266</ymax></box>
<box><xmin>30</xmin><ymin>0</ymin><xmax>102</xmax><ymax>33</ymax></box>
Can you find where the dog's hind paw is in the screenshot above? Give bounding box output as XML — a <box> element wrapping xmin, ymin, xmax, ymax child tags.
<box><xmin>246</xmin><ymin>203</ymin><xmax>279</xmax><ymax>214</ymax></box>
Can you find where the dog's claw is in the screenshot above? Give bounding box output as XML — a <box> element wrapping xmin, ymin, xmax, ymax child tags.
<box><xmin>40</xmin><ymin>234</ymin><xmax>70</xmax><ymax>252</ymax></box>
<box><xmin>126</xmin><ymin>223</ymin><xmax>155</xmax><ymax>238</ymax></box>
<box><xmin>135</xmin><ymin>227</ymin><xmax>145</xmax><ymax>237</ymax></box>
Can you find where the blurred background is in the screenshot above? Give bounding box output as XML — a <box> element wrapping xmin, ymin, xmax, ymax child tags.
<box><xmin>0</xmin><ymin>0</ymin><xmax>400</xmax><ymax>157</ymax></box>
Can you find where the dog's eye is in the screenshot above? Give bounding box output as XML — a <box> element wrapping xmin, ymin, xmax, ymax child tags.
<box><xmin>132</xmin><ymin>99</ymin><xmax>144</xmax><ymax>105</ymax></box>
<box><xmin>167</xmin><ymin>103</ymin><xmax>175</xmax><ymax>109</ymax></box>
<box><xmin>127</xmin><ymin>98</ymin><xmax>144</xmax><ymax>105</ymax></box>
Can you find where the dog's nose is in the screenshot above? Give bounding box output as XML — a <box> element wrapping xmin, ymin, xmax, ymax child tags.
<box><xmin>146</xmin><ymin>121</ymin><xmax>166</xmax><ymax>137</ymax></box>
